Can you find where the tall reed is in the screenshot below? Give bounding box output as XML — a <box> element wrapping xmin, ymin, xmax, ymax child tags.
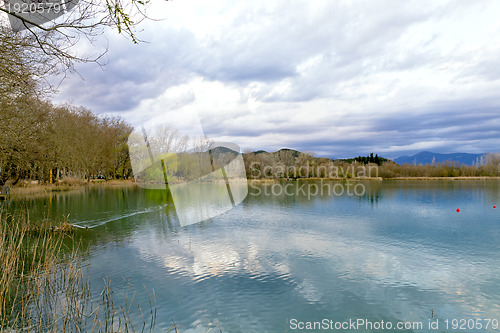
<box><xmin>0</xmin><ymin>210</ymin><xmax>156</xmax><ymax>332</ymax></box>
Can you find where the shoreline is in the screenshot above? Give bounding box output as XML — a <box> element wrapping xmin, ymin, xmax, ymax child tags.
<box><xmin>247</xmin><ymin>176</ymin><xmax>500</xmax><ymax>182</ymax></box>
<box><xmin>382</xmin><ymin>176</ymin><xmax>500</xmax><ymax>180</ymax></box>
<box><xmin>6</xmin><ymin>176</ymin><xmax>500</xmax><ymax>198</ymax></box>
<box><xmin>8</xmin><ymin>179</ymin><xmax>137</xmax><ymax>198</ymax></box>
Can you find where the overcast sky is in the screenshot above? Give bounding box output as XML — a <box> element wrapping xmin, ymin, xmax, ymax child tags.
<box><xmin>54</xmin><ymin>0</ymin><xmax>500</xmax><ymax>158</ymax></box>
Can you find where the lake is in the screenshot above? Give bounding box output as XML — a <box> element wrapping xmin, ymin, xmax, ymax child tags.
<box><xmin>5</xmin><ymin>180</ymin><xmax>500</xmax><ymax>332</ymax></box>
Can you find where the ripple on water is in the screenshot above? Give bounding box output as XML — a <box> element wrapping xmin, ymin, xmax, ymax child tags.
<box><xmin>20</xmin><ymin>181</ymin><xmax>500</xmax><ymax>332</ymax></box>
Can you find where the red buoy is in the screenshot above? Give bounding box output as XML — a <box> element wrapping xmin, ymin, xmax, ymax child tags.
<box><xmin>494</xmin><ymin>206</ymin><xmax>497</xmax><ymax>209</ymax></box>
<box><xmin>456</xmin><ymin>208</ymin><xmax>460</xmax><ymax>213</ymax></box>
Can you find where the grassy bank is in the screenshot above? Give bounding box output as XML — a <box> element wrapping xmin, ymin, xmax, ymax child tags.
<box><xmin>8</xmin><ymin>179</ymin><xmax>137</xmax><ymax>198</ymax></box>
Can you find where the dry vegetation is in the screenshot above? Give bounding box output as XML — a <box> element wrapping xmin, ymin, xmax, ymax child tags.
<box><xmin>378</xmin><ymin>155</ymin><xmax>500</xmax><ymax>179</ymax></box>
<box><xmin>243</xmin><ymin>150</ymin><xmax>500</xmax><ymax>180</ymax></box>
<box><xmin>0</xmin><ymin>210</ymin><xmax>161</xmax><ymax>333</ymax></box>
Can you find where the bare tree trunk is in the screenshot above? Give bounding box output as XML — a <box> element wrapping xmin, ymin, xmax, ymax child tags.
<box><xmin>0</xmin><ymin>157</ymin><xmax>13</xmax><ymax>186</ymax></box>
<box><xmin>12</xmin><ymin>172</ymin><xmax>21</xmax><ymax>186</ymax></box>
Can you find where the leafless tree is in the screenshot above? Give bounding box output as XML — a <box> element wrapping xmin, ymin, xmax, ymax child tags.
<box><xmin>278</xmin><ymin>149</ymin><xmax>296</xmax><ymax>178</ymax></box>
<box><xmin>0</xmin><ymin>98</ymin><xmax>133</xmax><ymax>185</ymax></box>
<box><xmin>0</xmin><ymin>0</ymin><xmax>167</xmax><ymax>86</ymax></box>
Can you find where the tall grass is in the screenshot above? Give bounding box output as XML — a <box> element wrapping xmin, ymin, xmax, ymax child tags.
<box><xmin>379</xmin><ymin>161</ymin><xmax>500</xmax><ymax>178</ymax></box>
<box><xmin>0</xmin><ymin>210</ymin><xmax>156</xmax><ymax>332</ymax></box>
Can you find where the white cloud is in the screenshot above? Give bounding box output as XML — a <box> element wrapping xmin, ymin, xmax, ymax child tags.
<box><xmin>55</xmin><ymin>0</ymin><xmax>500</xmax><ymax>157</ymax></box>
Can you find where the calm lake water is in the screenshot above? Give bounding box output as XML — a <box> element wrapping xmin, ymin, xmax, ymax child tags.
<box><xmin>5</xmin><ymin>180</ymin><xmax>500</xmax><ymax>332</ymax></box>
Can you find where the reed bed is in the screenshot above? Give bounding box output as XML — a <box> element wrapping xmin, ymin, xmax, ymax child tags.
<box><xmin>0</xmin><ymin>210</ymin><xmax>156</xmax><ymax>332</ymax></box>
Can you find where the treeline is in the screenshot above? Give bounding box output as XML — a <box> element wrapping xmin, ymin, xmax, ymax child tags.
<box><xmin>339</xmin><ymin>153</ymin><xmax>389</xmax><ymax>166</ymax></box>
<box><xmin>379</xmin><ymin>156</ymin><xmax>500</xmax><ymax>178</ymax></box>
<box><xmin>0</xmin><ymin>26</ymin><xmax>134</xmax><ymax>186</ymax></box>
<box><xmin>0</xmin><ymin>96</ymin><xmax>132</xmax><ymax>186</ymax></box>
<box><xmin>242</xmin><ymin>149</ymin><xmax>500</xmax><ymax>179</ymax></box>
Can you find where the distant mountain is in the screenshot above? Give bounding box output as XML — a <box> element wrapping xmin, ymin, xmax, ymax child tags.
<box><xmin>276</xmin><ymin>148</ymin><xmax>302</xmax><ymax>158</ymax></box>
<box><xmin>209</xmin><ymin>146</ymin><xmax>239</xmax><ymax>156</ymax></box>
<box><xmin>394</xmin><ymin>151</ymin><xmax>485</xmax><ymax>166</ymax></box>
<box><xmin>247</xmin><ymin>148</ymin><xmax>302</xmax><ymax>158</ymax></box>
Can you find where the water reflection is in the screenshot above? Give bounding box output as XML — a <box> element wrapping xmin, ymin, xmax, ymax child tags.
<box><xmin>4</xmin><ymin>180</ymin><xmax>500</xmax><ymax>332</ymax></box>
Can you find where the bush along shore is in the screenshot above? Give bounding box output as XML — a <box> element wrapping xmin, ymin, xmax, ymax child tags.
<box><xmin>243</xmin><ymin>150</ymin><xmax>500</xmax><ymax>180</ymax></box>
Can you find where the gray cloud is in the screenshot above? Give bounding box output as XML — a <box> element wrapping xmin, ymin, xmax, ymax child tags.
<box><xmin>53</xmin><ymin>0</ymin><xmax>500</xmax><ymax>157</ymax></box>
<box><xmin>54</xmin><ymin>27</ymin><xmax>198</xmax><ymax>112</ymax></box>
